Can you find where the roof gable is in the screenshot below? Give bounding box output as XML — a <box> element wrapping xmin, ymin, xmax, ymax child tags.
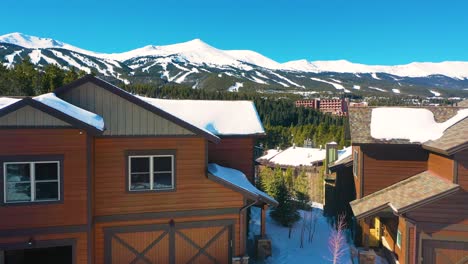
<box><xmin>0</xmin><ymin>97</ymin><xmax>103</xmax><ymax>133</ymax></box>
<box><xmin>54</xmin><ymin>75</ymin><xmax>220</xmax><ymax>142</ymax></box>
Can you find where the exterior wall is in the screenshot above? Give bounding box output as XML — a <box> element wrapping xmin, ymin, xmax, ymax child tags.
<box><xmin>0</xmin><ymin>232</ymin><xmax>88</xmax><ymax>264</ymax></box>
<box><xmin>208</xmin><ymin>137</ymin><xmax>255</xmax><ymax>183</ymax></box>
<box><xmin>0</xmin><ymin>105</ymin><xmax>71</xmax><ymax>127</ymax></box>
<box><xmin>395</xmin><ymin>216</ymin><xmax>408</xmax><ymax>264</ymax></box>
<box><xmin>94</xmin><ymin>136</ymin><xmax>244</xmax><ymax>216</ymax></box>
<box><xmin>0</xmin><ymin>129</ymin><xmax>88</xmax><ymax>229</ymax></box>
<box><xmin>427</xmin><ymin>152</ymin><xmax>454</xmax><ymax>182</ymax></box>
<box><xmin>58</xmin><ymin>82</ymin><xmax>194</xmax><ymax>136</ymax></box>
<box><xmin>455</xmin><ymin>149</ymin><xmax>468</xmax><ymax>189</ymax></box>
<box><xmin>94</xmin><ymin>214</ymin><xmax>241</xmax><ymax>264</ymax></box>
<box><xmin>361</xmin><ymin>145</ymin><xmax>428</xmax><ymax>196</ymax></box>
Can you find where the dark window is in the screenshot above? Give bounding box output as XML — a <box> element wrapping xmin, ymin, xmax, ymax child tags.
<box><xmin>129</xmin><ymin>155</ymin><xmax>174</xmax><ymax>191</ymax></box>
<box><xmin>4</xmin><ymin>161</ymin><xmax>60</xmax><ymax>203</ymax></box>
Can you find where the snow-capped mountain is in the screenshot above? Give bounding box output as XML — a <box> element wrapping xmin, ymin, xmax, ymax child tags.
<box><xmin>1</xmin><ymin>32</ymin><xmax>468</xmax><ymax>97</ymax></box>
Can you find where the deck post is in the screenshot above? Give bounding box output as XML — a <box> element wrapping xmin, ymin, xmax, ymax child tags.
<box><xmin>261</xmin><ymin>204</ymin><xmax>268</xmax><ymax>237</ymax></box>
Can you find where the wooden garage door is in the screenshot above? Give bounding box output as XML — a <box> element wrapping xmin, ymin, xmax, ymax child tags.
<box><xmin>104</xmin><ymin>219</ymin><xmax>233</xmax><ymax>264</ymax></box>
<box><xmin>422</xmin><ymin>240</ymin><xmax>468</xmax><ymax>264</ymax></box>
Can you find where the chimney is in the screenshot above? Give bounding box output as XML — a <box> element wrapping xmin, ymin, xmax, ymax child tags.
<box><xmin>325</xmin><ymin>142</ymin><xmax>338</xmax><ymax>173</ymax></box>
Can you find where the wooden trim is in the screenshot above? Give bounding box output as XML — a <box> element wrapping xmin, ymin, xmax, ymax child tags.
<box><xmin>0</xmin><ymin>225</ymin><xmax>87</xmax><ymax>237</ymax></box>
<box><xmin>53</xmin><ymin>75</ymin><xmax>221</xmax><ymax>143</ymax></box>
<box><xmin>94</xmin><ymin>207</ymin><xmax>240</xmax><ymax>223</ymax></box>
<box><xmin>418</xmin><ymin>232</ymin><xmax>468</xmax><ymax>263</ymax></box>
<box><xmin>0</xmin><ymin>238</ymin><xmax>77</xmax><ymax>264</ymax></box>
<box><xmin>125</xmin><ymin>149</ymin><xmax>177</xmax><ymax>193</ymax></box>
<box><xmin>86</xmin><ymin>135</ymin><xmax>93</xmax><ymax>264</ymax></box>
<box><xmin>0</xmin><ymin>97</ymin><xmax>102</xmax><ymax>134</ymax></box>
<box><xmin>0</xmin><ymin>155</ymin><xmax>64</xmax><ymax>206</ymax></box>
<box><xmin>453</xmin><ymin>159</ymin><xmax>458</xmax><ymax>184</ymax></box>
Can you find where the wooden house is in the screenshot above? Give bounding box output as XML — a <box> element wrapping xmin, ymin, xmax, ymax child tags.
<box><xmin>348</xmin><ymin>106</ymin><xmax>468</xmax><ymax>264</ymax></box>
<box><xmin>0</xmin><ymin>75</ymin><xmax>277</xmax><ymax>264</ymax></box>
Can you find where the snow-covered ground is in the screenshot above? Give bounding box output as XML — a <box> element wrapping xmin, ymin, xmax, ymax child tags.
<box><xmin>249</xmin><ymin>205</ymin><xmax>352</xmax><ymax>264</ymax></box>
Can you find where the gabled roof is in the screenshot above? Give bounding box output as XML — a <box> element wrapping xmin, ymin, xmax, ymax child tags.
<box><xmin>350</xmin><ymin>171</ymin><xmax>459</xmax><ymax>220</ymax></box>
<box><xmin>349</xmin><ymin>107</ymin><xmax>467</xmax><ymax>150</ymax></box>
<box><xmin>0</xmin><ymin>95</ymin><xmax>104</xmax><ymax>134</ymax></box>
<box><xmin>137</xmin><ymin>96</ymin><xmax>265</xmax><ymax>137</ymax></box>
<box><xmin>423</xmin><ymin>117</ymin><xmax>468</xmax><ymax>155</ymax></box>
<box><xmin>55</xmin><ymin>75</ymin><xmax>263</xmax><ymax>142</ymax></box>
<box><xmin>207</xmin><ymin>163</ymin><xmax>278</xmax><ymax>206</ymax></box>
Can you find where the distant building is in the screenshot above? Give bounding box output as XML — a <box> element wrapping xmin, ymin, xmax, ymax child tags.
<box><xmin>348</xmin><ymin>101</ymin><xmax>368</xmax><ymax>108</ymax></box>
<box><xmin>295</xmin><ymin>98</ymin><xmax>349</xmax><ymax>116</ymax></box>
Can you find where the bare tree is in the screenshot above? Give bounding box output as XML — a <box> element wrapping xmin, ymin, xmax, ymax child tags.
<box><xmin>328</xmin><ymin>214</ymin><xmax>347</xmax><ymax>264</ymax></box>
<box><xmin>308</xmin><ymin>208</ymin><xmax>318</xmax><ymax>243</ymax></box>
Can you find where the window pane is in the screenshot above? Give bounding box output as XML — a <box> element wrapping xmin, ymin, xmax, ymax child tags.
<box><xmin>6</xmin><ymin>163</ymin><xmax>30</xmax><ymax>182</ymax></box>
<box><xmin>35</xmin><ymin>163</ymin><xmax>58</xmax><ymax>181</ymax></box>
<box><xmin>130</xmin><ymin>173</ymin><xmax>150</xmax><ymax>190</ymax></box>
<box><xmin>35</xmin><ymin>182</ymin><xmax>59</xmax><ymax>200</ymax></box>
<box><xmin>6</xmin><ymin>182</ymin><xmax>31</xmax><ymax>202</ymax></box>
<box><xmin>130</xmin><ymin>157</ymin><xmax>150</xmax><ymax>173</ymax></box>
<box><xmin>154</xmin><ymin>172</ymin><xmax>173</xmax><ymax>189</ymax></box>
<box><xmin>154</xmin><ymin>156</ymin><xmax>172</xmax><ymax>172</ymax></box>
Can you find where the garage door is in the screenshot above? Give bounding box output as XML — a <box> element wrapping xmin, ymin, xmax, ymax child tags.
<box><xmin>104</xmin><ymin>219</ymin><xmax>234</xmax><ymax>264</ymax></box>
<box><xmin>422</xmin><ymin>240</ymin><xmax>468</xmax><ymax>264</ymax></box>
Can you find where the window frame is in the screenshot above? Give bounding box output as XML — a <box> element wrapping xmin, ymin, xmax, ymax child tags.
<box><xmin>126</xmin><ymin>150</ymin><xmax>176</xmax><ymax>193</ymax></box>
<box><xmin>1</xmin><ymin>155</ymin><xmax>64</xmax><ymax>206</ymax></box>
<box><xmin>396</xmin><ymin>229</ymin><xmax>402</xmax><ymax>248</ymax></box>
<box><xmin>353</xmin><ymin>150</ymin><xmax>359</xmax><ymax>177</ymax></box>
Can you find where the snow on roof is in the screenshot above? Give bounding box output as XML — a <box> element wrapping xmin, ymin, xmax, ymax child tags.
<box><xmin>208</xmin><ymin>163</ymin><xmax>277</xmax><ymax>206</ymax></box>
<box><xmin>257</xmin><ymin>149</ymin><xmax>282</xmax><ymax>161</ymax></box>
<box><xmin>34</xmin><ymin>93</ymin><xmax>104</xmax><ymax>131</ymax></box>
<box><xmin>137</xmin><ymin>96</ymin><xmax>265</xmax><ymax>136</ymax></box>
<box><xmin>268</xmin><ymin>147</ymin><xmax>326</xmax><ymax>167</ymax></box>
<box><xmin>336</xmin><ymin>146</ymin><xmax>352</xmax><ymax>163</ymax></box>
<box><xmin>0</xmin><ymin>97</ymin><xmax>21</xmax><ymax>110</ymax></box>
<box><xmin>371</xmin><ymin>108</ymin><xmax>468</xmax><ymax>143</ymax></box>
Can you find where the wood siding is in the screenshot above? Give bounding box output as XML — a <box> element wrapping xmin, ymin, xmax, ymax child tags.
<box><xmin>58</xmin><ymin>82</ymin><xmax>194</xmax><ymax>136</ymax></box>
<box><xmin>94</xmin><ymin>137</ymin><xmax>244</xmax><ymax>216</ymax></box>
<box><xmin>361</xmin><ymin>145</ymin><xmax>428</xmax><ymax>196</ymax></box>
<box><xmin>0</xmin><ymin>105</ymin><xmax>71</xmax><ymax>127</ymax></box>
<box><xmin>456</xmin><ymin>149</ymin><xmax>468</xmax><ymax>189</ymax></box>
<box><xmin>427</xmin><ymin>152</ymin><xmax>454</xmax><ymax>182</ymax></box>
<box><xmin>0</xmin><ymin>129</ymin><xmax>88</xmax><ymax>229</ymax></box>
<box><xmin>422</xmin><ymin>240</ymin><xmax>468</xmax><ymax>264</ymax></box>
<box><xmin>0</xmin><ymin>232</ymin><xmax>88</xmax><ymax>264</ymax></box>
<box><xmin>208</xmin><ymin>138</ymin><xmax>255</xmax><ymax>182</ymax></box>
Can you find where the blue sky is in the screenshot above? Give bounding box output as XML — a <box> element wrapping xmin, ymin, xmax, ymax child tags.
<box><xmin>2</xmin><ymin>0</ymin><xmax>467</xmax><ymax>65</ymax></box>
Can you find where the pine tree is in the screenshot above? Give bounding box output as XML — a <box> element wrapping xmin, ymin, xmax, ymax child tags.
<box><xmin>270</xmin><ymin>177</ymin><xmax>300</xmax><ymax>227</ymax></box>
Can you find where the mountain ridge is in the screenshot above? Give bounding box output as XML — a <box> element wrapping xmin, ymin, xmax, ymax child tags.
<box><xmin>2</xmin><ymin>32</ymin><xmax>468</xmax><ymax>79</ymax></box>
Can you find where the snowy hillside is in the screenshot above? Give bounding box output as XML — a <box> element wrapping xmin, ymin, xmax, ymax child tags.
<box><xmin>1</xmin><ymin>32</ymin><xmax>468</xmax><ymax>97</ymax></box>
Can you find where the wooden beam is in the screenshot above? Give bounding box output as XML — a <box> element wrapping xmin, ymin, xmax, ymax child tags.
<box><xmin>261</xmin><ymin>205</ymin><xmax>268</xmax><ymax>237</ymax></box>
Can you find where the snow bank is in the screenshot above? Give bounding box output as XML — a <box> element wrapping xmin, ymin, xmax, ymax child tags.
<box><xmin>249</xmin><ymin>207</ymin><xmax>351</xmax><ymax>264</ymax></box>
<box><xmin>137</xmin><ymin>96</ymin><xmax>265</xmax><ymax>136</ymax></box>
<box><xmin>34</xmin><ymin>93</ymin><xmax>104</xmax><ymax>130</ymax></box>
<box><xmin>370</xmin><ymin>108</ymin><xmax>468</xmax><ymax>142</ymax></box>
<box><xmin>0</xmin><ymin>97</ymin><xmax>20</xmax><ymax>109</ymax></box>
<box><xmin>208</xmin><ymin>163</ymin><xmax>277</xmax><ymax>205</ymax></box>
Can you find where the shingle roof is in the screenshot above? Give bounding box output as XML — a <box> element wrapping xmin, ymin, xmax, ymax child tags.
<box><xmin>329</xmin><ymin>155</ymin><xmax>353</xmax><ymax>170</ymax></box>
<box><xmin>457</xmin><ymin>99</ymin><xmax>468</xmax><ymax>107</ymax></box>
<box><xmin>349</xmin><ymin>107</ymin><xmax>463</xmax><ymax>145</ymax></box>
<box><xmin>350</xmin><ymin>171</ymin><xmax>459</xmax><ymax>219</ymax></box>
<box><xmin>423</xmin><ymin>117</ymin><xmax>468</xmax><ymax>155</ymax></box>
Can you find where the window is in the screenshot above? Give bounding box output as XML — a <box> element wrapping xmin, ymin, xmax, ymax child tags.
<box><xmin>4</xmin><ymin>161</ymin><xmax>60</xmax><ymax>203</ymax></box>
<box><xmin>396</xmin><ymin>230</ymin><xmax>402</xmax><ymax>248</ymax></box>
<box><xmin>128</xmin><ymin>155</ymin><xmax>174</xmax><ymax>191</ymax></box>
<box><xmin>353</xmin><ymin>150</ymin><xmax>359</xmax><ymax>177</ymax></box>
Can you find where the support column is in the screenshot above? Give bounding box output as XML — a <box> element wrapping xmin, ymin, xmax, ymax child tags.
<box><xmin>261</xmin><ymin>205</ymin><xmax>268</xmax><ymax>237</ymax></box>
<box><xmin>362</xmin><ymin>218</ymin><xmax>370</xmax><ymax>250</ymax></box>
